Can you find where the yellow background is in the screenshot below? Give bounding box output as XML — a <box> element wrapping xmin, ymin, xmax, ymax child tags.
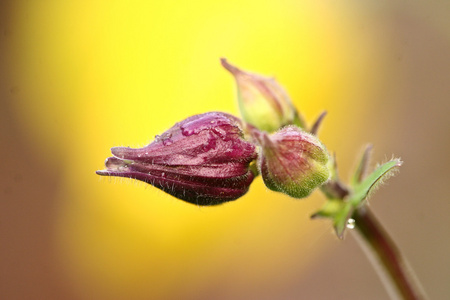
<box><xmin>2</xmin><ymin>1</ymin><xmax>449</xmax><ymax>299</ymax></box>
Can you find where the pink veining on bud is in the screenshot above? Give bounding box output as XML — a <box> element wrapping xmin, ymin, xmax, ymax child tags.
<box><xmin>256</xmin><ymin>126</ymin><xmax>330</xmax><ymax>199</ymax></box>
<box><xmin>96</xmin><ymin>112</ymin><xmax>257</xmax><ymax>205</ymax></box>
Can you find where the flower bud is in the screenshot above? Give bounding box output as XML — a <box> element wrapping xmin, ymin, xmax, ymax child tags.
<box><xmin>96</xmin><ymin>112</ymin><xmax>257</xmax><ymax>206</ymax></box>
<box><xmin>256</xmin><ymin>126</ymin><xmax>330</xmax><ymax>199</ymax></box>
<box><xmin>221</xmin><ymin>58</ymin><xmax>305</xmax><ymax>132</ymax></box>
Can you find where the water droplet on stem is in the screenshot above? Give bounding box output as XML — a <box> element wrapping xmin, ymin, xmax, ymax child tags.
<box><xmin>346</xmin><ymin>218</ymin><xmax>355</xmax><ymax>229</ymax></box>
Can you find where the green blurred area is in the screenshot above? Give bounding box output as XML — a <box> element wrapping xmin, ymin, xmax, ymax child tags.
<box><xmin>1</xmin><ymin>1</ymin><xmax>449</xmax><ymax>299</ymax></box>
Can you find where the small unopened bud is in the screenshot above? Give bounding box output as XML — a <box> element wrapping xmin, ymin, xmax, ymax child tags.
<box><xmin>221</xmin><ymin>58</ymin><xmax>305</xmax><ymax>132</ymax></box>
<box><xmin>96</xmin><ymin>112</ymin><xmax>257</xmax><ymax>206</ymax></box>
<box><xmin>256</xmin><ymin>126</ymin><xmax>330</xmax><ymax>199</ymax></box>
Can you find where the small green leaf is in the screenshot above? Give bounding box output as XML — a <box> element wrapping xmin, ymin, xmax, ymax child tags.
<box><xmin>311</xmin><ymin>199</ymin><xmax>345</xmax><ymax>219</ymax></box>
<box><xmin>310</xmin><ymin>111</ymin><xmax>327</xmax><ymax>136</ymax></box>
<box><xmin>333</xmin><ymin>202</ymin><xmax>354</xmax><ymax>239</ymax></box>
<box><xmin>311</xmin><ymin>199</ymin><xmax>354</xmax><ymax>239</ymax></box>
<box><xmin>351</xmin><ymin>158</ymin><xmax>402</xmax><ymax>206</ymax></box>
<box><xmin>350</xmin><ymin>144</ymin><xmax>373</xmax><ymax>186</ymax></box>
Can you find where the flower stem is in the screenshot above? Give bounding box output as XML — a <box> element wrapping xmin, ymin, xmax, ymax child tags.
<box><xmin>352</xmin><ymin>207</ymin><xmax>427</xmax><ymax>300</ymax></box>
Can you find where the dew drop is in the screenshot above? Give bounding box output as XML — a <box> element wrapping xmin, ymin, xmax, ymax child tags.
<box><xmin>181</xmin><ymin>113</ymin><xmax>231</xmax><ymax>136</ymax></box>
<box><xmin>162</xmin><ymin>138</ymin><xmax>173</xmax><ymax>146</ymax></box>
<box><xmin>161</xmin><ymin>172</ymin><xmax>165</xmax><ymax>177</ymax></box>
<box><xmin>346</xmin><ymin>218</ymin><xmax>355</xmax><ymax>229</ymax></box>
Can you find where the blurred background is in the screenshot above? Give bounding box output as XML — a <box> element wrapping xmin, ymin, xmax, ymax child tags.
<box><xmin>1</xmin><ymin>0</ymin><xmax>449</xmax><ymax>299</ymax></box>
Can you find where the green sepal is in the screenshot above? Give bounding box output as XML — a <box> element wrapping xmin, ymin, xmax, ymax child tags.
<box><xmin>350</xmin><ymin>144</ymin><xmax>373</xmax><ymax>186</ymax></box>
<box><xmin>312</xmin><ymin>199</ymin><xmax>353</xmax><ymax>239</ymax></box>
<box><xmin>350</xmin><ymin>158</ymin><xmax>403</xmax><ymax>207</ymax></box>
<box><xmin>313</xmin><ymin>157</ymin><xmax>402</xmax><ymax>239</ymax></box>
<box><xmin>332</xmin><ymin>202</ymin><xmax>354</xmax><ymax>239</ymax></box>
<box><xmin>292</xmin><ymin>110</ymin><xmax>307</xmax><ymax>130</ymax></box>
<box><xmin>311</xmin><ymin>199</ymin><xmax>345</xmax><ymax>219</ymax></box>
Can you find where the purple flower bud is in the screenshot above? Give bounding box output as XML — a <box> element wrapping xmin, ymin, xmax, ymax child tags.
<box><xmin>256</xmin><ymin>126</ymin><xmax>330</xmax><ymax>199</ymax></box>
<box><xmin>96</xmin><ymin>112</ymin><xmax>257</xmax><ymax>206</ymax></box>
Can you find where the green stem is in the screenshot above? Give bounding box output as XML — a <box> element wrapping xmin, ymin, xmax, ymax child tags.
<box><xmin>352</xmin><ymin>207</ymin><xmax>426</xmax><ymax>300</ymax></box>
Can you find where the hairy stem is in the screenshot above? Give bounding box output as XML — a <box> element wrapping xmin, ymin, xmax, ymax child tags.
<box><xmin>352</xmin><ymin>207</ymin><xmax>426</xmax><ymax>300</ymax></box>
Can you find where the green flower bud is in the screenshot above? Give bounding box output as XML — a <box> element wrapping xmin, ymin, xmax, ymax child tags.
<box><xmin>221</xmin><ymin>58</ymin><xmax>305</xmax><ymax>133</ymax></box>
<box><xmin>256</xmin><ymin>126</ymin><xmax>330</xmax><ymax>199</ymax></box>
